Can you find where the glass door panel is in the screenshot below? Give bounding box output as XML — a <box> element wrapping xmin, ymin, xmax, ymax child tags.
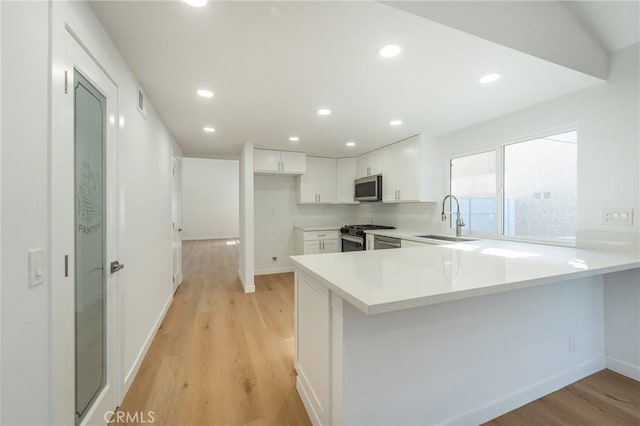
<box><xmin>74</xmin><ymin>70</ymin><xmax>106</xmax><ymax>423</ymax></box>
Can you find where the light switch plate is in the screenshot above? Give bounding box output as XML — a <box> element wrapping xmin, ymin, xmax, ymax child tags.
<box><xmin>28</xmin><ymin>249</ymin><xmax>46</xmax><ymax>288</ymax></box>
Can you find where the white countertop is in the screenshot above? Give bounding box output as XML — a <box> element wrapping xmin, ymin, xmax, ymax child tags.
<box><xmin>294</xmin><ymin>225</ymin><xmax>343</xmax><ymax>231</ymax></box>
<box><xmin>290</xmin><ymin>239</ymin><xmax>640</xmax><ymax>315</ymax></box>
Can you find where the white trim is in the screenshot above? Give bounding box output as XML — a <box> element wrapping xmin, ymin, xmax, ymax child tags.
<box><xmin>255</xmin><ymin>266</ymin><xmax>294</xmax><ymax>276</ymax></box>
<box><xmin>441</xmin><ymin>356</ymin><xmax>605</xmax><ymax>425</ymax></box>
<box><xmin>606</xmin><ymin>357</ymin><xmax>640</xmax><ymax>381</ymax></box>
<box><xmin>296</xmin><ymin>376</ymin><xmax>322</xmax><ymax>426</ymax></box>
<box><xmin>122</xmin><ymin>294</ymin><xmax>173</xmax><ymax>394</ymax></box>
<box><xmin>183</xmin><ymin>235</ymin><xmax>239</xmax><ymax>241</ymax></box>
<box><xmin>243</xmin><ymin>285</ymin><xmax>256</xmax><ymax>293</ymax></box>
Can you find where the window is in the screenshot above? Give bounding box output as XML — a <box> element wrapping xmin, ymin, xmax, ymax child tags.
<box><xmin>450</xmin><ymin>151</ymin><xmax>497</xmax><ymax>233</ymax></box>
<box><xmin>450</xmin><ymin>130</ymin><xmax>577</xmax><ymax>244</ymax></box>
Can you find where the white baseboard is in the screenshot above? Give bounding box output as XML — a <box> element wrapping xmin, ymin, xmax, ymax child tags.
<box><xmin>442</xmin><ymin>356</ymin><xmax>606</xmax><ymax>425</ymax></box>
<box><xmin>255</xmin><ymin>266</ymin><xmax>294</xmax><ymax>276</ymax></box>
<box><xmin>607</xmin><ymin>356</ymin><xmax>640</xmax><ymax>381</ymax></box>
<box><xmin>122</xmin><ymin>294</ymin><xmax>174</xmax><ymax>397</ymax></box>
<box><xmin>238</xmin><ymin>270</ymin><xmax>255</xmax><ymax>293</ymax></box>
<box><xmin>183</xmin><ymin>235</ymin><xmax>239</xmax><ymax>241</ymax></box>
<box><xmin>297</xmin><ymin>376</ymin><xmax>322</xmax><ymax>426</ymax></box>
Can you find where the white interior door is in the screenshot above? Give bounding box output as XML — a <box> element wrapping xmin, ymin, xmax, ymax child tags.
<box><xmin>51</xmin><ymin>22</ymin><xmax>121</xmax><ymax>426</ymax></box>
<box><xmin>172</xmin><ymin>157</ymin><xmax>183</xmax><ymax>291</ymax></box>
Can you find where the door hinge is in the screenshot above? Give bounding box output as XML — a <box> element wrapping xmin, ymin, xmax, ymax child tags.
<box><xmin>64</xmin><ymin>70</ymin><xmax>69</xmax><ymax>94</ymax></box>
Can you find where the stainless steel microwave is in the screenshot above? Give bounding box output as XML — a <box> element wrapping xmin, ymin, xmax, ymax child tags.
<box><xmin>354</xmin><ymin>175</ymin><xmax>382</xmax><ymax>201</ymax></box>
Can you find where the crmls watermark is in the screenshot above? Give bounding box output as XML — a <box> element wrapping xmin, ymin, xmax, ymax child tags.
<box><xmin>104</xmin><ymin>410</ymin><xmax>156</xmax><ymax>424</ymax></box>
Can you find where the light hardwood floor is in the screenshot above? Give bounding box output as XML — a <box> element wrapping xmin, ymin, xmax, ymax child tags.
<box><xmin>484</xmin><ymin>369</ymin><xmax>640</xmax><ymax>426</ymax></box>
<box><xmin>116</xmin><ymin>239</ymin><xmax>310</xmax><ymax>425</ymax></box>
<box><xmin>118</xmin><ymin>239</ymin><xmax>639</xmax><ymax>426</ymax></box>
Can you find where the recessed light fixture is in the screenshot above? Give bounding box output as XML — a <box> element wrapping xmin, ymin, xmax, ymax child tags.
<box><xmin>184</xmin><ymin>0</ymin><xmax>208</xmax><ymax>7</ymax></box>
<box><xmin>197</xmin><ymin>89</ymin><xmax>214</xmax><ymax>98</ymax></box>
<box><xmin>379</xmin><ymin>44</ymin><xmax>401</xmax><ymax>58</ymax></box>
<box><xmin>479</xmin><ymin>73</ymin><xmax>501</xmax><ymax>84</ymax></box>
<box><xmin>346</xmin><ymin>141</ymin><xmax>356</xmax><ymax>147</ymax></box>
<box><xmin>289</xmin><ymin>136</ymin><xmax>300</xmax><ymax>142</ymax></box>
<box><xmin>317</xmin><ymin>108</ymin><xmax>332</xmax><ymax>116</ymax></box>
<box><xmin>203</xmin><ymin>127</ymin><xmax>215</xmax><ymax>133</ymax></box>
<box><xmin>389</xmin><ymin>120</ymin><xmax>403</xmax><ymax>126</ymax></box>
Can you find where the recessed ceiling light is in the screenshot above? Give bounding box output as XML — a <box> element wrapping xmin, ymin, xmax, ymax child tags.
<box><xmin>379</xmin><ymin>44</ymin><xmax>401</xmax><ymax>58</ymax></box>
<box><xmin>389</xmin><ymin>120</ymin><xmax>402</xmax><ymax>126</ymax></box>
<box><xmin>289</xmin><ymin>136</ymin><xmax>300</xmax><ymax>142</ymax></box>
<box><xmin>203</xmin><ymin>127</ymin><xmax>215</xmax><ymax>133</ymax></box>
<box><xmin>184</xmin><ymin>0</ymin><xmax>208</xmax><ymax>7</ymax></box>
<box><xmin>479</xmin><ymin>73</ymin><xmax>501</xmax><ymax>84</ymax></box>
<box><xmin>346</xmin><ymin>141</ymin><xmax>356</xmax><ymax>147</ymax></box>
<box><xmin>197</xmin><ymin>89</ymin><xmax>214</xmax><ymax>98</ymax></box>
<box><xmin>317</xmin><ymin>108</ymin><xmax>332</xmax><ymax>116</ymax></box>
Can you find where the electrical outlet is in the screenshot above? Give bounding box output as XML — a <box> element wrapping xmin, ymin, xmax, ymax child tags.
<box><xmin>271</xmin><ymin>256</ymin><xmax>278</xmax><ymax>264</ymax></box>
<box><xmin>602</xmin><ymin>208</ymin><xmax>634</xmax><ymax>226</ymax></box>
<box><xmin>569</xmin><ymin>336</ymin><xmax>576</xmax><ymax>353</ymax></box>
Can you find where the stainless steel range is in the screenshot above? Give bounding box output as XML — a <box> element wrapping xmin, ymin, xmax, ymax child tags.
<box><xmin>339</xmin><ymin>224</ymin><xmax>395</xmax><ymax>252</ymax></box>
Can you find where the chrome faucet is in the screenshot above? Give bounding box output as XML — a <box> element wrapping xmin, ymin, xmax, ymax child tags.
<box><xmin>441</xmin><ymin>195</ymin><xmax>465</xmax><ymax>237</ymax></box>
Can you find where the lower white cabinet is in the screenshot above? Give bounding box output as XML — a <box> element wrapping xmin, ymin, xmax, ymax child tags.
<box><xmin>295</xmin><ymin>229</ymin><xmax>341</xmax><ymax>255</ymax></box>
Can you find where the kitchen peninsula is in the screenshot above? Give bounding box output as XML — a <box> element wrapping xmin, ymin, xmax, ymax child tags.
<box><xmin>290</xmin><ymin>239</ymin><xmax>639</xmax><ymax>425</ymax></box>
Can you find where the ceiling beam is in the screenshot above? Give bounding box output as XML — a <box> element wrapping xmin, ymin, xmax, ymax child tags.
<box><xmin>382</xmin><ymin>1</ymin><xmax>609</xmax><ymax>80</ymax></box>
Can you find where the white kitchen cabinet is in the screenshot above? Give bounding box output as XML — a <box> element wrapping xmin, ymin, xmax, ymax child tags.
<box><xmin>295</xmin><ymin>273</ymin><xmax>332</xmax><ymax>425</ymax></box>
<box><xmin>303</xmin><ymin>240</ymin><xmax>322</xmax><ymax>255</ymax></box>
<box><xmin>382</xmin><ymin>134</ymin><xmax>437</xmax><ymax>203</ymax></box>
<box><xmin>254</xmin><ymin>149</ymin><xmax>305</xmax><ymax>174</ymax></box>
<box><xmin>298</xmin><ymin>157</ymin><xmax>335</xmax><ymax>204</ymax></box>
<box><xmin>357</xmin><ymin>149</ymin><xmax>382</xmax><ymax>178</ymax></box>
<box><xmin>335</xmin><ymin>157</ymin><xmax>358</xmax><ymax>204</ymax></box>
<box><xmin>295</xmin><ymin>229</ymin><xmax>341</xmax><ymax>255</ymax></box>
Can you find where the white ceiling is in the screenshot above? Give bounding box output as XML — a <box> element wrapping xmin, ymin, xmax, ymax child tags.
<box><xmin>563</xmin><ymin>1</ymin><xmax>640</xmax><ymax>52</ymax></box>
<box><xmin>91</xmin><ymin>1</ymin><xmax>606</xmax><ymax>159</ymax></box>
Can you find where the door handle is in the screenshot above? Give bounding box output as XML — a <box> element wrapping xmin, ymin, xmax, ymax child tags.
<box><xmin>178</xmin><ymin>228</ymin><xmax>183</xmax><ymax>232</ymax></box>
<box><xmin>110</xmin><ymin>261</ymin><xmax>124</xmax><ymax>274</ymax></box>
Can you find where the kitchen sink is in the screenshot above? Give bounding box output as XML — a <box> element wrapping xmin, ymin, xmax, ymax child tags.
<box><xmin>414</xmin><ymin>234</ymin><xmax>478</xmax><ymax>242</ymax></box>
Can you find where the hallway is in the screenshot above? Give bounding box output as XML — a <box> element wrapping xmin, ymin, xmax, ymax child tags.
<box><xmin>117</xmin><ymin>240</ymin><xmax>310</xmax><ymax>425</ymax></box>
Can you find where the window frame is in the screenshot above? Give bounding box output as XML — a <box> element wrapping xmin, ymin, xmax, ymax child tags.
<box><xmin>446</xmin><ymin>125</ymin><xmax>578</xmax><ymax>247</ymax></box>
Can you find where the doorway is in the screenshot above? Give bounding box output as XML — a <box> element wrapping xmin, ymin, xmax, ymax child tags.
<box><xmin>51</xmin><ymin>24</ymin><xmax>122</xmax><ymax>426</ymax></box>
<box><xmin>172</xmin><ymin>156</ymin><xmax>183</xmax><ymax>291</ymax></box>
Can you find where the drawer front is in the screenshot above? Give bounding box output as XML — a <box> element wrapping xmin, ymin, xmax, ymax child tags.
<box><xmin>304</xmin><ymin>230</ymin><xmax>340</xmax><ymax>241</ymax></box>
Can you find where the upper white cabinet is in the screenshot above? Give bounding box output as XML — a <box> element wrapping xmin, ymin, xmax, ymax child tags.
<box><xmin>357</xmin><ymin>149</ymin><xmax>382</xmax><ymax>178</ymax></box>
<box><xmin>335</xmin><ymin>158</ymin><xmax>358</xmax><ymax>203</ymax></box>
<box><xmin>254</xmin><ymin>149</ymin><xmax>305</xmax><ymax>174</ymax></box>
<box><xmin>382</xmin><ymin>134</ymin><xmax>438</xmax><ymax>203</ymax></box>
<box><xmin>298</xmin><ymin>157</ymin><xmax>336</xmax><ymax>203</ymax></box>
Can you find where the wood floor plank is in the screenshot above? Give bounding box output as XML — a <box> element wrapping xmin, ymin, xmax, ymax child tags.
<box><xmin>484</xmin><ymin>369</ymin><xmax>640</xmax><ymax>426</ymax></box>
<box><xmin>115</xmin><ymin>239</ymin><xmax>310</xmax><ymax>426</ymax></box>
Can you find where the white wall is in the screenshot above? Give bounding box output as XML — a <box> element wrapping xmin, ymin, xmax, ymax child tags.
<box><xmin>239</xmin><ymin>143</ymin><xmax>255</xmax><ymax>292</ymax></box>
<box><xmin>435</xmin><ymin>43</ymin><xmax>639</xmax><ymax>240</ymax></box>
<box><xmin>182</xmin><ymin>158</ymin><xmax>239</xmax><ymax>240</ymax></box>
<box><xmin>1</xmin><ymin>2</ymin><xmax>50</xmax><ymax>424</ymax></box>
<box><xmin>2</xmin><ymin>1</ymin><xmax>181</xmax><ymax>423</ymax></box>
<box><xmin>605</xmin><ymin>269</ymin><xmax>640</xmax><ymax>380</ymax></box>
<box><xmin>254</xmin><ymin>175</ymin><xmax>363</xmax><ymax>274</ymax></box>
<box><xmin>343</xmin><ymin>276</ymin><xmax>606</xmax><ymax>425</ymax></box>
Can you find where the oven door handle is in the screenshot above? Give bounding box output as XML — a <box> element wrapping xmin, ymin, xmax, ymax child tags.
<box><xmin>341</xmin><ymin>235</ymin><xmax>364</xmax><ymax>244</ymax></box>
